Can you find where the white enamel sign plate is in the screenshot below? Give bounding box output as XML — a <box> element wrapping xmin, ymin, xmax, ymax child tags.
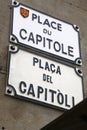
<box><xmin>6</xmin><ymin>45</ymin><xmax>84</xmax><ymax>110</ymax></box>
<box><xmin>10</xmin><ymin>1</ymin><xmax>81</xmax><ymax>65</ymax></box>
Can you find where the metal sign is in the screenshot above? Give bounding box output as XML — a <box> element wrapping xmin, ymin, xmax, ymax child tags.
<box><xmin>10</xmin><ymin>1</ymin><xmax>82</xmax><ymax>65</ymax></box>
<box><xmin>6</xmin><ymin>45</ymin><xmax>84</xmax><ymax>110</ymax></box>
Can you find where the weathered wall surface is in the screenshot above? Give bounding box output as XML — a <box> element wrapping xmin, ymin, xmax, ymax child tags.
<box><xmin>0</xmin><ymin>0</ymin><xmax>87</xmax><ymax>130</ymax></box>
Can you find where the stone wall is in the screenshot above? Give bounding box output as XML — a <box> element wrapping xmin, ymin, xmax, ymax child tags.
<box><xmin>0</xmin><ymin>0</ymin><xmax>87</xmax><ymax>129</ymax></box>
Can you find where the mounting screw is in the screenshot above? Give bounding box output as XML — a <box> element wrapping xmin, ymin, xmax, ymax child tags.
<box><xmin>78</xmin><ymin>60</ymin><xmax>81</xmax><ymax>64</ymax></box>
<box><xmin>76</xmin><ymin>59</ymin><xmax>82</xmax><ymax>66</ymax></box>
<box><xmin>77</xmin><ymin>59</ymin><xmax>82</xmax><ymax>65</ymax></box>
<box><xmin>74</xmin><ymin>25</ymin><xmax>79</xmax><ymax>31</ymax></box>
<box><xmin>76</xmin><ymin>68</ymin><xmax>83</xmax><ymax>77</ymax></box>
<box><xmin>11</xmin><ymin>36</ymin><xmax>15</xmax><ymax>42</ymax></box>
<box><xmin>9</xmin><ymin>44</ymin><xmax>18</xmax><ymax>52</ymax></box>
<box><xmin>13</xmin><ymin>1</ymin><xmax>17</xmax><ymax>5</ymax></box>
<box><xmin>7</xmin><ymin>88</ymin><xmax>12</xmax><ymax>94</ymax></box>
<box><xmin>78</xmin><ymin>69</ymin><xmax>82</xmax><ymax>74</ymax></box>
<box><xmin>10</xmin><ymin>45</ymin><xmax>15</xmax><ymax>51</ymax></box>
<box><xmin>75</xmin><ymin>26</ymin><xmax>79</xmax><ymax>30</ymax></box>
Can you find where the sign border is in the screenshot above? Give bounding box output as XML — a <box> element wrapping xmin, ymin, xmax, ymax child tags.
<box><xmin>6</xmin><ymin>44</ymin><xmax>84</xmax><ymax>111</ymax></box>
<box><xmin>10</xmin><ymin>1</ymin><xmax>82</xmax><ymax>66</ymax></box>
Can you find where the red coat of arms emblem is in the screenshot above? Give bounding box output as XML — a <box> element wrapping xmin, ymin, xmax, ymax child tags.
<box><xmin>20</xmin><ymin>7</ymin><xmax>29</xmax><ymax>18</ymax></box>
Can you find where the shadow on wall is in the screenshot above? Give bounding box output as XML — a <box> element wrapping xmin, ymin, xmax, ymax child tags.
<box><xmin>41</xmin><ymin>98</ymin><xmax>87</xmax><ymax>130</ymax></box>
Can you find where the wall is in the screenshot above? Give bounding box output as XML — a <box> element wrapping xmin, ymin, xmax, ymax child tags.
<box><xmin>0</xmin><ymin>0</ymin><xmax>87</xmax><ymax>130</ymax></box>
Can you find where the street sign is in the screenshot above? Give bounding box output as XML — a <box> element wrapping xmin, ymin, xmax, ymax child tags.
<box><xmin>6</xmin><ymin>45</ymin><xmax>84</xmax><ymax>110</ymax></box>
<box><xmin>10</xmin><ymin>1</ymin><xmax>82</xmax><ymax>65</ymax></box>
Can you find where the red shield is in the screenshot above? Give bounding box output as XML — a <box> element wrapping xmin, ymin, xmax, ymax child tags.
<box><xmin>20</xmin><ymin>7</ymin><xmax>29</xmax><ymax>18</ymax></box>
